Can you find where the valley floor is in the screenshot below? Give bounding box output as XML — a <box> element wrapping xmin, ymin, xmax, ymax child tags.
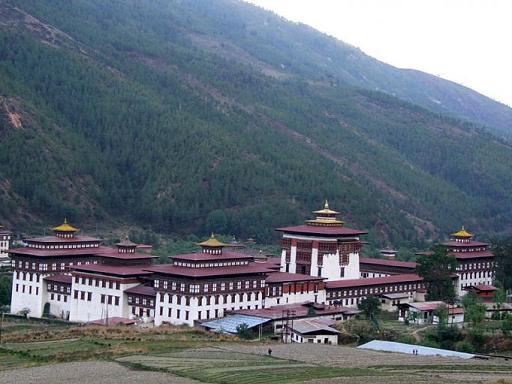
<box><xmin>1</xmin><ymin>339</ymin><xmax>512</xmax><ymax>383</ymax></box>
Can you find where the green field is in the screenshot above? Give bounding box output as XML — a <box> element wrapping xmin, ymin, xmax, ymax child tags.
<box><xmin>1</xmin><ymin>321</ymin><xmax>512</xmax><ymax>383</ymax></box>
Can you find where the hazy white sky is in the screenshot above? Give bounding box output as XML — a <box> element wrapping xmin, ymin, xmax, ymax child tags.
<box><xmin>246</xmin><ymin>0</ymin><xmax>512</xmax><ymax>107</ymax></box>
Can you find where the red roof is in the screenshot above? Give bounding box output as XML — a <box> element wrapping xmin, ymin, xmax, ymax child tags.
<box><xmin>407</xmin><ymin>301</ymin><xmax>464</xmax><ymax>315</ymax></box>
<box><xmin>253</xmin><ymin>258</ymin><xmax>281</xmax><ymax>271</ymax></box>
<box><xmin>172</xmin><ymin>251</ymin><xmax>254</xmax><ymax>262</ymax></box>
<box><xmin>266</xmin><ymin>271</ymin><xmax>324</xmax><ymax>283</ymax></box>
<box><xmin>44</xmin><ymin>274</ymin><xmax>72</xmax><ymax>284</ymax></box>
<box><xmin>448</xmin><ymin>251</ymin><xmax>494</xmax><ymax>260</ymax></box>
<box><xmin>359</xmin><ymin>257</ymin><xmax>417</xmax><ymax>269</ymax></box>
<box><xmin>72</xmin><ymin>264</ymin><xmax>152</xmax><ymax>277</ymax></box>
<box><xmin>9</xmin><ymin>246</ymin><xmax>154</xmax><ymax>260</ymax></box>
<box><xmin>472</xmin><ymin>284</ymin><xmax>497</xmax><ymax>292</ymax></box>
<box><xmin>95</xmin><ymin>249</ymin><xmax>156</xmax><ymax>260</ymax></box>
<box><xmin>232</xmin><ymin>302</ymin><xmax>355</xmax><ymax>320</ymax></box>
<box><xmin>276</xmin><ymin>225</ymin><xmax>367</xmax><ymax>237</ymax></box>
<box><xmin>145</xmin><ymin>263</ymin><xmax>272</xmax><ymax>278</ymax></box>
<box><xmin>326</xmin><ymin>274</ymin><xmax>423</xmax><ymax>289</ymax></box>
<box><xmin>125</xmin><ymin>285</ymin><xmax>156</xmax><ymax>296</ymax></box>
<box><xmin>26</xmin><ymin>235</ymin><xmax>100</xmax><ymax>243</ymax></box>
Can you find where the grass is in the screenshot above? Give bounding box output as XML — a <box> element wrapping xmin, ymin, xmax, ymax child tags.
<box><xmin>118</xmin><ymin>349</ymin><xmax>388</xmax><ymax>384</ymax></box>
<box><xmin>1</xmin><ymin>320</ymin><xmax>511</xmax><ymax>383</ymax></box>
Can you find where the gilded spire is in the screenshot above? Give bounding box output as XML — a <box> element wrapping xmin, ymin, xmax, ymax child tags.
<box><xmin>52</xmin><ymin>218</ymin><xmax>79</xmax><ymax>232</ymax></box>
<box><xmin>198</xmin><ymin>233</ymin><xmax>226</xmax><ymax>248</ymax></box>
<box><xmin>451</xmin><ymin>226</ymin><xmax>473</xmax><ymax>238</ymax></box>
<box><xmin>308</xmin><ymin>200</ymin><xmax>344</xmax><ymax>227</ymax></box>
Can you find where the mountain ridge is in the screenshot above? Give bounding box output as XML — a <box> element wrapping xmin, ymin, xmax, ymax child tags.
<box><xmin>0</xmin><ymin>0</ymin><xmax>511</xmax><ymax>248</ymax></box>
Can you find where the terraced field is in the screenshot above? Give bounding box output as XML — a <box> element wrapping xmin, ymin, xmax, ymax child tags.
<box><xmin>117</xmin><ymin>348</ymin><xmax>385</xmax><ymax>384</ymax></box>
<box><xmin>117</xmin><ymin>345</ymin><xmax>512</xmax><ymax>384</ymax></box>
<box><xmin>0</xmin><ymin>323</ymin><xmax>511</xmax><ymax>383</ymax></box>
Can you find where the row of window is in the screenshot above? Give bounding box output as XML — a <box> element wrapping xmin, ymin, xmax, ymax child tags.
<box><xmin>457</xmin><ymin>262</ymin><xmax>493</xmax><ymax>271</ymax></box>
<box><xmin>28</xmin><ymin>243</ymin><xmax>99</xmax><ymax>249</ymax></box>
<box><xmin>50</xmin><ymin>293</ymin><xmax>68</xmax><ymax>302</ymax></box>
<box><xmin>15</xmin><ymin>284</ymin><xmax>39</xmax><ymax>295</ymax></box>
<box><xmin>47</xmin><ymin>283</ymin><xmax>71</xmax><ymax>294</ymax></box>
<box><xmin>155</xmin><ymin>292</ymin><xmax>261</xmax><ymax>306</ymax></box>
<box><xmin>14</xmin><ymin>260</ymin><xmax>97</xmax><ymax>271</ymax></box>
<box><xmin>75</xmin><ymin>276</ymin><xmax>121</xmax><ymax>290</ymax></box>
<box><xmin>460</xmin><ymin>271</ymin><xmax>493</xmax><ymax>280</ymax></box>
<box><xmin>128</xmin><ymin>296</ymin><xmax>154</xmax><ymax>307</ymax></box>
<box><xmin>72</xmin><ymin>290</ymin><xmax>121</xmax><ymax>305</ymax></box>
<box><xmin>327</xmin><ymin>283</ymin><xmax>421</xmax><ymax>298</ymax></box>
<box><xmin>15</xmin><ymin>271</ymin><xmax>41</xmax><ymax>282</ymax></box>
<box><xmin>173</xmin><ymin>260</ymin><xmax>249</xmax><ymax>268</ymax></box>
<box><xmin>158</xmin><ymin>304</ymin><xmax>259</xmax><ymax>321</ymax></box>
<box><xmin>154</xmin><ymin>279</ymin><xmax>265</xmax><ymax>292</ymax></box>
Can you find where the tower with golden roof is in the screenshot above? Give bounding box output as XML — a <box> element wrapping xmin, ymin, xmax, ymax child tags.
<box><xmin>276</xmin><ymin>200</ymin><xmax>367</xmax><ymax>281</ymax></box>
<box><xmin>198</xmin><ymin>234</ymin><xmax>226</xmax><ymax>255</ymax></box>
<box><xmin>52</xmin><ymin>218</ymin><xmax>79</xmax><ymax>239</ymax></box>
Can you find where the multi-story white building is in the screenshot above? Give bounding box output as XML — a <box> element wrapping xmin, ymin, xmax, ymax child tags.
<box><xmin>277</xmin><ymin>201</ymin><xmax>366</xmax><ymax>281</ymax></box>
<box><xmin>9</xmin><ymin>220</ymin><xmax>154</xmax><ymax>318</ymax></box>
<box><xmin>442</xmin><ymin>227</ymin><xmax>495</xmax><ymax>295</ymax></box>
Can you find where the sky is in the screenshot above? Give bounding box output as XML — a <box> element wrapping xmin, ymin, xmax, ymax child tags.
<box><xmin>246</xmin><ymin>0</ymin><xmax>512</xmax><ymax>107</ymax></box>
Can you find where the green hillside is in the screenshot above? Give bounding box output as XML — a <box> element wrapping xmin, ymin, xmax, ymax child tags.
<box><xmin>0</xmin><ymin>0</ymin><xmax>511</xmax><ymax>247</ymax></box>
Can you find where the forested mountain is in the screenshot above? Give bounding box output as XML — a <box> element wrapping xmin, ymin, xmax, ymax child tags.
<box><xmin>0</xmin><ymin>0</ymin><xmax>511</xmax><ymax>247</ymax></box>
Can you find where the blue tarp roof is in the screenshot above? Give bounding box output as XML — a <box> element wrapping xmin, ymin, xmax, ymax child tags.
<box><xmin>201</xmin><ymin>315</ymin><xmax>271</xmax><ymax>334</ymax></box>
<box><xmin>358</xmin><ymin>340</ymin><xmax>475</xmax><ymax>359</ymax></box>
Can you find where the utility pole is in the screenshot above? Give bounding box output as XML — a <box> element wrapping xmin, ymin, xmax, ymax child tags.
<box><xmin>0</xmin><ymin>312</ymin><xmax>4</xmax><ymax>344</ymax></box>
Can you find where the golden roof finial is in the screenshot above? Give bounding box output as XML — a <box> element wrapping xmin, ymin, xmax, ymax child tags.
<box><xmin>53</xmin><ymin>218</ymin><xmax>79</xmax><ymax>232</ymax></box>
<box><xmin>198</xmin><ymin>234</ymin><xmax>226</xmax><ymax>248</ymax></box>
<box><xmin>324</xmin><ymin>200</ymin><xmax>329</xmax><ymax>209</ymax></box>
<box><xmin>451</xmin><ymin>226</ymin><xmax>473</xmax><ymax>238</ymax></box>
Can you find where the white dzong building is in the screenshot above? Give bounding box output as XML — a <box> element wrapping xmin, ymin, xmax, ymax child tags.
<box><xmin>276</xmin><ymin>201</ymin><xmax>366</xmax><ymax>281</ymax></box>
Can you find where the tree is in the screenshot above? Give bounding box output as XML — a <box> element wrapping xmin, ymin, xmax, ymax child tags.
<box><xmin>434</xmin><ymin>304</ymin><xmax>448</xmax><ymax>325</ymax></box>
<box><xmin>236</xmin><ymin>322</ymin><xmax>252</xmax><ymax>340</ymax></box>
<box><xmin>0</xmin><ymin>275</ymin><xmax>12</xmax><ymax>306</ymax></box>
<box><xmin>358</xmin><ymin>296</ymin><xmax>381</xmax><ymax>329</ymax></box>
<box><xmin>502</xmin><ymin>314</ymin><xmax>512</xmax><ymax>337</ymax></box>
<box><xmin>416</xmin><ymin>245</ymin><xmax>458</xmax><ymax>303</ymax></box>
<box><xmin>462</xmin><ymin>292</ymin><xmax>486</xmax><ymax>327</ymax></box>
<box><xmin>493</xmin><ymin>287</ymin><xmax>506</xmax><ymax>313</ymax></box>
<box><xmin>492</xmin><ymin>237</ymin><xmax>512</xmax><ymax>291</ymax></box>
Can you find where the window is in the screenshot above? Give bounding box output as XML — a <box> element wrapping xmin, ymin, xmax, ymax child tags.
<box><xmin>163</xmin><ymin>280</ymin><xmax>168</xmax><ymax>289</ymax></box>
<box><xmin>115</xmin><ymin>296</ymin><xmax>120</xmax><ymax>306</ymax></box>
<box><xmin>204</xmin><ymin>283</ymin><xmax>209</xmax><ymax>292</ymax></box>
<box><xmin>87</xmin><ymin>292</ymin><xmax>92</xmax><ymax>301</ymax></box>
<box><xmin>74</xmin><ymin>290</ymin><xmax>78</xmax><ymax>299</ymax></box>
<box><xmin>80</xmin><ymin>291</ymin><xmax>85</xmax><ymax>300</ymax></box>
<box><xmin>154</xmin><ymin>280</ymin><xmax>160</xmax><ymax>288</ymax></box>
<box><xmin>213</xmin><ymin>283</ymin><xmax>217</xmax><ymax>292</ymax></box>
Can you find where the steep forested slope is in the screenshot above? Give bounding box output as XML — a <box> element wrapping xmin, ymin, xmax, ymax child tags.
<box><xmin>0</xmin><ymin>0</ymin><xmax>511</xmax><ymax>247</ymax></box>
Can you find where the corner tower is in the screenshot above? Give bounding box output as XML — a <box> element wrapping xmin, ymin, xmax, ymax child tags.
<box><xmin>276</xmin><ymin>201</ymin><xmax>367</xmax><ymax>281</ymax></box>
